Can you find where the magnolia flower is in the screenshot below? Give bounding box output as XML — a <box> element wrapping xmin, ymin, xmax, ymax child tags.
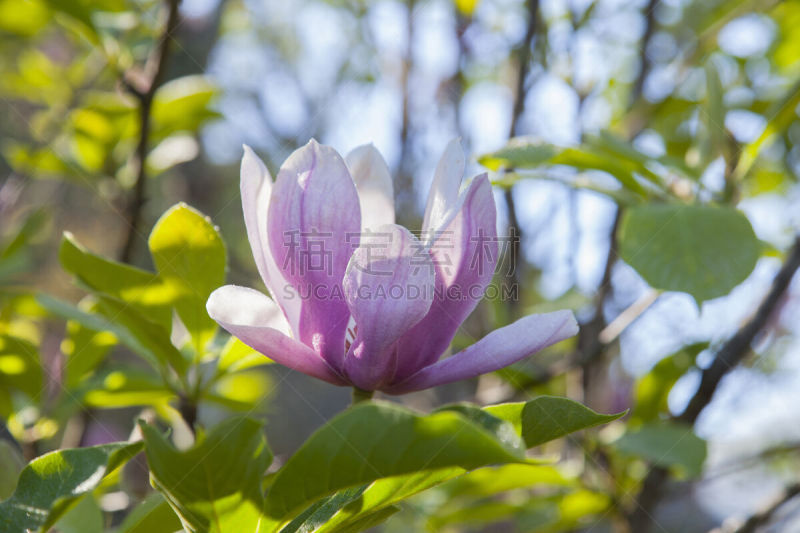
<box><xmin>206</xmin><ymin>139</ymin><xmax>577</xmax><ymax>394</ymax></box>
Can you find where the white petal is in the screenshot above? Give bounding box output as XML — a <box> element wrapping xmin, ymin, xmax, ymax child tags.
<box><xmin>345</xmin><ymin>144</ymin><xmax>395</xmax><ymax>231</ymax></box>
<box><xmin>422</xmin><ymin>138</ymin><xmax>465</xmax><ymax>236</ymax></box>
<box><xmin>207</xmin><ymin>285</ymin><xmax>291</xmax><ymax>336</ymax></box>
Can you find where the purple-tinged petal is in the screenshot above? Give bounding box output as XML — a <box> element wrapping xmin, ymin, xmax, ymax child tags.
<box><xmin>394</xmin><ymin>174</ymin><xmax>498</xmax><ymax>381</ymax></box>
<box><xmin>345</xmin><ymin>144</ymin><xmax>395</xmax><ymax>231</ymax></box>
<box><xmin>386</xmin><ymin>310</ymin><xmax>578</xmax><ymax>394</ymax></box>
<box><xmin>422</xmin><ymin>138</ymin><xmax>465</xmax><ymax>237</ymax></box>
<box><xmin>342</xmin><ymin>225</ymin><xmax>435</xmax><ymax>391</ymax></box>
<box><xmin>267</xmin><ymin>139</ymin><xmax>361</xmax><ymax>371</ymax></box>
<box><xmin>240</xmin><ymin>146</ymin><xmax>301</xmax><ymax>335</ymax></box>
<box><xmin>207</xmin><ymin>285</ymin><xmax>346</xmax><ymax>385</ymax></box>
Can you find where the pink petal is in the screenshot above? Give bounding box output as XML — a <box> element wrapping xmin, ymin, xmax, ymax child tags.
<box><xmin>345</xmin><ymin>144</ymin><xmax>395</xmax><ymax>231</ymax></box>
<box><xmin>386</xmin><ymin>310</ymin><xmax>578</xmax><ymax>394</ymax></box>
<box><xmin>394</xmin><ymin>175</ymin><xmax>498</xmax><ymax>381</ymax></box>
<box><xmin>207</xmin><ymin>285</ymin><xmax>346</xmax><ymax>385</ymax></box>
<box><xmin>240</xmin><ymin>146</ymin><xmax>301</xmax><ymax>335</ymax></box>
<box><xmin>267</xmin><ymin>139</ymin><xmax>361</xmax><ymax>371</ymax></box>
<box><xmin>422</xmin><ymin>138</ymin><xmax>465</xmax><ymax>236</ymax></box>
<box><xmin>342</xmin><ymin>225</ymin><xmax>435</xmax><ymax>390</ymax></box>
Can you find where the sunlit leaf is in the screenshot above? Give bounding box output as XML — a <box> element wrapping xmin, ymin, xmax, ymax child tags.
<box><xmin>59</xmin><ymin>233</ymin><xmax>173</xmax><ymax>329</ymax></box>
<box><xmin>37</xmin><ymin>294</ymin><xmax>185</xmax><ymax>375</ymax></box>
<box><xmin>148</xmin><ymin>203</ymin><xmax>225</xmax><ymax>355</ymax></box>
<box><xmin>0</xmin><ymin>0</ymin><xmax>50</xmax><ymax>36</ymax></box>
<box><xmin>617</xmin><ymin>204</ymin><xmax>760</xmax><ymax>302</ymax></box>
<box><xmin>281</xmin><ymin>469</ymin><xmax>464</xmax><ymax>533</ymax></box>
<box><xmin>0</xmin><ymin>333</ymin><xmax>42</xmax><ymax>401</ymax></box>
<box><xmin>485</xmin><ymin>396</ymin><xmax>625</xmax><ymax>448</ymax></box>
<box><xmin>141</xmin><ymin>417</ymin><xmax>271</xmax><ymax>533</ymax></box>
<box><xmin>454</xmin><ymin>0</ymin><xmax>480</xmax><ymax>16</ymax></box>
<box><xmin>217</xmin><ymin>336</ymin><xmax>272</xmax><ymax>373</ymax></box>
<box><xmin>0</xmin><ymin>441</ymin><xmax>143</xmax><ymax>532</ymax></box>
<box><xmin>151</xmin><ymin>76</ymin><xmax>220</xmax><ymax>141</ymax></box>
<box><xmin>632</xmin><ymin>342</ymin><xmax>708</xmax><ymax>424</ymax></box>
<box><xmin>117</xmin><ymin>493</ymin><xmax>182</xmax><ymax>533</ymax></box>
<box><xmin>264</xmin><ymin>401</ymin><xmax>526</xmax><ymax>521</ymax></box>
<box><xmin>442</xmin><ymin>464</ymin><xmax>573</xmax><ymax>499</ymax></box>
<box><xmin>82</xmin><ymin>367</ymin><xmax>174</xmax><ymax>408</ymax></box>
<box><xmin>736</xmin><ymin>79</ymin><xmax>800</xmax><ymax>180</ymax></box>
<box><xmin>52</xmin><ymin>495</ymin><xmax>103</xmax><ymax>533</ymax></box>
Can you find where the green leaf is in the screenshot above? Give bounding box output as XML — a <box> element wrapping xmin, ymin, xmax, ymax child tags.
<box><xmin>0</xmin><ymin>0</ymin><xmax>50</xmax><ymax>36</ymax></box>
<box><xmin>81</xmin><ymin>368</ymin><xmax>174</xmax><ymax>408</ymax></box>
<box><xmin>632</xmin><ymin>342</ymin><xmax>708</xmax><ymax>423</ymax></box>
<box><xmin>285</xmin><ymin>469</ymin><xmax>463</xmax><ymax>533</ymax></box>
<box><xmin>0</xmin><ymin>441</ymin><xmax>143</xmax><ymax>532</ymax></box>
<box><xmin>148</xmin><ymin>203</ymin><xmax>225</xmax><ymax>355</ymax></box>
<box><xmin>37</xmin><ymin>294</ymin><xmax>186</xmax><ymax>375</ymax></box>
<box><xmin>59</xmin><ymin>233</ymin><xmax>173</xmax><ymax>329</ymax></box>
<box><xmin>0</xmin><ymin>440</ymin><xmax>24</xmax><ymax>500</ymax></box>
<box><xmin>454</xmin><ymin>0</ymin><xmax>480</xmax><ymax>16</ymax></box>
<box><xmin>478</xmin><ymin>134</ymin><xmax>684</xmax><ymax>197</ymax></box>
<box><xmin>485</xmin><ymin>396</ymin><xmax>625</xmax><ymax>448</ymax></box>
<box><xmin>617</xmin><ymin>204</ymin><xmax>761</xmax><ymax>302</ymax></box>
<box><xmin>0</xmin><ymin>333</ymin><xmax>43</xmax><ymax>400</ymax></box>
<box><xmin>94</xmin><ymin>295</ymin><xmax>188</xmax><ymax>374</ymax></box>
<box><xmin>479</xmin><ymin>140</ymin><xmax>560</xmax><ymax>171</ymax></box>
<box><xmin>736</xmin><ymin>79</ymin><xmax>800</xmax><ymax>180</ymax></box>
<box><xmin>141</xmin><ymin>416</ymin><xmax>272</xmax><ymax>533</ymax></box>
<box><xmin>217</xmin><ymin>336</ymin><xmax>273</xmax><ymax>373</ymax></box>
<box><xmin>52</xmin><ymin>495</ymin><xmax>103</xmax><ymax>533</ymax></box>
<box><xmin>117</xmin><ymin>493</ymin><xmax>182</xmax><ymax>533</ymax></box>
<box><xmin>62</xmin><ymin>304</ymin><xmax>117</xmax><ymax>389</ymax></box>
<box><xmin>442</xmin><ymin>464</ymin><xmax>573</xmax><ymax>499</ymax></box>
<box><xmin>264</xmin><ymin>401</ymin><xmax>526</xmax><ymax>521</ymax></box>
<box><xmin>613</xmin><ymin>422</ymin><xmax>707</xmax><ymax>478</ymax></box>
<box><xmin>151</xmin><ymin>76</ymin><xmax>220</xmax><ymax>141</ymax></box>
<box><xmin>702</xmin><ymin>61</ymin><xmax>726</xmax><ymax>166</ymax></box>
<box><xmin>1</xmin><ymin>210</ymin><xmax>47</xmax><ymax>261</ymax></box>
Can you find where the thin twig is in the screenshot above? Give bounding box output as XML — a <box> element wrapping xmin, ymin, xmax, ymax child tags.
<box><xmin>119</xmin><ymin>0</ymin><xmax>181</xmax><ymax>262</ymax></box>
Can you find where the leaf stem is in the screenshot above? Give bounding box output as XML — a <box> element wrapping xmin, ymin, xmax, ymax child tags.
<box><xmin>351</xmin><ymin>388</ymin><xmax>374</xmax><ymax>405</ymax></box>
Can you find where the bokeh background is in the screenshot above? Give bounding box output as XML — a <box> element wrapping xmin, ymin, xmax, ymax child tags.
<box><xmin>2</xmin><ymin>0</ymin><xmax>800</xmax><ymax>531</ymax></box>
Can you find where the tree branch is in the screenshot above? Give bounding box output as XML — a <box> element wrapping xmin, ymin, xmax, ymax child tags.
<box><xmin>503</xmin><ymin>0</ymin><xmax>539</xmax><ymax>316</ymax></box>
<box><xmin>119</xmin><ymin>0</ymin><xmax>181</xmax><ymax>262</ymax></box>
<box><xmin>717</xmin><ymin>483</ymin><xmax>800</xmax><ymax>533</ymax></box>
<box><xmin>628</xmin><ymin>236</ymin><xmax>800</xmax><ymax>531</ymax></box>
<box><xmin>631</xmin><ymin>0</ymin><xmax>658</xmax><ymax>105</ymax></box>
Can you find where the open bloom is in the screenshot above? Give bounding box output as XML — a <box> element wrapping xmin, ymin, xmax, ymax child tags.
<box><xmin>207</xmin><ymin>139</ymin><xmax>577</xmax><ymax>393</ymax></box>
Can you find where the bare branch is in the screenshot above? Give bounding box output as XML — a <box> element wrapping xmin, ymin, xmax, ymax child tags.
<box><xmin>119</xmin><ymin>0</ymin><xmax>182</xmax><ymax>262</ymax></box>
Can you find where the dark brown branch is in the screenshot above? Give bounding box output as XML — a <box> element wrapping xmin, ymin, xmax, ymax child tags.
<box><xmin>722</xmin><ymin>483</ymin><xmax>800</xmax><ymax>533</ymax></box>
<box><xmin>678</xmin><ymin>237</ymin><xmax>800</xmax><ymax>425</ymax></box>
<box><xmin>503</xmin><ymin>0</ymin><xmax>539</xmax><ymax>316</ymax></box>
<box><xmin>631</xmin><ymin>0</ymin><xmax>658</xmax><ymax>106</ymax></box>
<box><xmin>628</xmin><ymin>236</ymin><xmax>800</xmax><ymax>531</ymax></box>
<box><xmin>395</xmin><ymin>0</ymin><xmax>416</xmax><ymax>227</ymax></box>
<box><xmin>119</xmin><ymin>0</ymin><xmax>181</xmax><ymax>262</ymax></box>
